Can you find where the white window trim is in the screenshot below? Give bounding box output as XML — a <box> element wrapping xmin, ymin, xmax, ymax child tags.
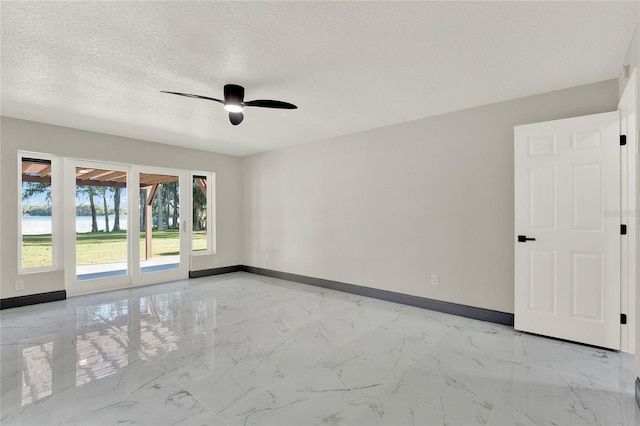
<box><xmin>18</xmin><ymin>151</ymin><xmax>61</xmax><ymax>274</ymax></box>
<box><xmin>190</xmin><ymin>171</ymin><xmax>216</xmax><ymax>255</ymax></box>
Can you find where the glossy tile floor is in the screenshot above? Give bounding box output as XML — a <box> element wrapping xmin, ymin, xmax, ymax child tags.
<box><xmin>1</xmin><ymin>272</ymin><xmax>638</xmax><ymax>425</ymax></box>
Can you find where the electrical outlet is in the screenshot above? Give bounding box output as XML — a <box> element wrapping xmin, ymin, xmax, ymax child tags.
<box><xmin>15</xmin><ymin>280</ymin><xmax>24</xmax><ymax>291</ymax></box>
<box><xmin>430</xmin><ymin>274</ymin><xmax>439</xmax><ymax>286</ymax></box>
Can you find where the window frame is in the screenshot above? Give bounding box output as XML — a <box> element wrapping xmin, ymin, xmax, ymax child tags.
<box><xmin>190</xmin><ymin>171</ymin><xmax>215</xmax><ymax>255</ymax></box>
<box><xmin>18</xmin><ymin>151</ymin><xmax>61</xmax><ymax>274</ymax></box>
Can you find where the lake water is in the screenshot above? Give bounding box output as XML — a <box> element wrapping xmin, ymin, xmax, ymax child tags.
<box><xmin>22</xmin><ymin>215</ymin><xmax>128</xmax><ymax>235</ymax></box>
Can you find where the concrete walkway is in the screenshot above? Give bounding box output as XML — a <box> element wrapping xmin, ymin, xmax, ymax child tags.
<box><xmin>76</xmin><ymin>255</ymin><xmax>180</xmax><ymax>280</ymax></box>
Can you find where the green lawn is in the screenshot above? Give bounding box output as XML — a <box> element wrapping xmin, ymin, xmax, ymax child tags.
<box><xmin>22</xmin><ymin>229</ymin><xmax>205</xmax><ymax>268</ymax></box>
<box><xmin>21</xmin><ymin>234</ymin><xmax>53</xmax><ymax>268</ymax></box>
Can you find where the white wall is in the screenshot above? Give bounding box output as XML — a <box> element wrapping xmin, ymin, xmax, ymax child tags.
<box><xmin>243</xmin><ymin>80</ymin><xmax>619</xmax><ymax>314</ymax></box>
<box><xmin>0</xmin><ymin>117</ymin><xmax>244</xmax><ymax>299</ymax></box>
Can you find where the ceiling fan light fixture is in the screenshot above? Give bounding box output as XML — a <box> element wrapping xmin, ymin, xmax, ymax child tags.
<box><xmin>161</xmin><ymin>84</ymin><xmax>296</xmax><ymax>125</ymax></box>
<box><xmin>224</xmin><ymin>103</ymin><xmax>244</xmax><ymax>113</ymax></box>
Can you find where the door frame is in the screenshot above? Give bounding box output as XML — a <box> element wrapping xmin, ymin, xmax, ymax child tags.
<box><xmin>64</xmin><ymin>160</ymin><xmax>191</xmax><ymax>296</ymax></box>
<box><xmin>130</xmin><ymin>165</ymin><xmax>189</xmax><ymax>287</ymax></box>
<box><xmin>64</xmin><ymin>158</ymin><xmax>133</xmax><ymax>296</ymax></box>
<box><xmin>618</xmin><ymin>68</ymin><xmax>638</xmax><ymax>354</ymax></box>
<box><xmin>514</xmin><ymin>111</ymin><xmax>621</xmax><ymax>350</ymax></box>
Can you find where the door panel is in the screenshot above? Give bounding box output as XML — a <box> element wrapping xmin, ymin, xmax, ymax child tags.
<box><xmin>529</xmin><ymin>249</ymin><xmax>556</xmax><ymax>313</ymax></box>
<box><xmin>570</xmin><ymin>252</ymin><xmax>603</xmax><ymax>320</ymax></box>
<box><xmin>64</xmin><ymin>160</ymin><xmax>131</xmax><ymax>296</ymax></box>
<box><xmin>514</xmin><ymin>111</ymin><xmax>620</xmax><ymax>349</ymax></box>
<box><xmin>529</xmin><ymin>167</ymin><xmax>556</xmax><ymax>229</ymax></box>
<box><xmin>572</xmin><ymin>163</ymin><xmax>601</xmax><ymax>230</ymax></box>
<box><xmin>130</xmin><ymin>167</ymin><xmax>188</xmax><ymax>286</ymax></box>
<box><xmin>138</xmin><ymin>173</ymin><xmax>181</xmax><ymax>274</ymax></box>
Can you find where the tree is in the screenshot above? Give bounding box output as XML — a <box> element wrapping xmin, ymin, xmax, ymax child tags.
<box><xmin>87</xmin><ymin>187</ymin><xmax>99</xmax><ymax>232</ymax></box>
<box><xmin>22</xmin><ymin>182</ymin><xmax>52</xmax><ymax>204</ymax></box>
<box><xmin>140</xmin><ymin>188</ymin><xmax>146</xmax><ymax>228</ymax></box>
<box><xmin>75</xmin><ymin>185</ymin><xmax>99</xmax><ymax>232</ymax></box>
<box><xmin>192</xmin><ymin>179</ymin><xmax>206</xmax><ymax>231</ymax></box>
<box><xmin>99</xmin><ymin>187</ymin><xmax>110</xmax><ymax>233</ymax></box>
<box><xmin>157</xmin><ymin>185</ymin><xmax>165</xmax><ymax>230</ymax></box>
<box><xmin>171</xmin><ymin>182</ymin><xmax>179</xmax><ymax>229</ymax></box>
<box><xmin>112</xmin><ymin>187</ymin><xmax>122</xmax><ymax>232</ymax></box>
<box><xmin>162</xmin><ymin>185</ymin><xmax>168</xmax><ymax>229</ymax></box>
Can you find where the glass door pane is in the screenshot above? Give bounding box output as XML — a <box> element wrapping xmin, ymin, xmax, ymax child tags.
<box><xmin>75</xmin><ymin>167</ymin><xmax>128</xmax><ymax>281</ymax></box>
<box><xmin>192</xmin><ymin>175</ymin><xmax>208</xmax><ymax>252</ymax></box>
<box><xmin>20</xmin><ymin>156</ymin><xmax>55</xmax><ymax>270</ymax></box>
<box><xmin>139</xmin><ymin>173</ymin><xmax>180</xmax><ymax>273</ymax></box>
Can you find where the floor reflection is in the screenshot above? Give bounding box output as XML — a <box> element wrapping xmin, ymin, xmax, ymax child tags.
<box><xmin>11</xmin><ymin>290</ymin><xmax>217</xmax><ymax>413</ymax></box>
<box><xmin>21</xmin><ymin>342</ymin><xmax>53</xmax><ymax>406</ymax></box>
<box><xmin>5</xmin><ymin>274</ymin><xmax>634</xmax><ymax>426</ymax></box>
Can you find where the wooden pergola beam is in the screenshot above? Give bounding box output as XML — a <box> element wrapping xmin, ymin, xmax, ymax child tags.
<box><xmin>140</xmin><ymin>174</ymin><xmax>178</xmax><ymax>186</ymax></box>
<box><xmin>95</xmin><ymin>171</ymin><xmax>126</xmax><ymax>182</ymax></box>
<box><xmin>75</xmin><ymin>179</ymin><xmax>127</xmax><ymax>189</ymax></box>
<box><xmin>22</xmin><ymin>175</ymin><xmax>52</xmax><ymax>184</ymax></box>
<box><xmin>195</xmin><ymin>177</ymin><xmax>207</xmax><ymax>197</ymax></box>
<box><xmin>22</xmin><ymin>163</ymin><xmax>49</xmax><ymax>174</ymax></box>
<box><xmin>76</xmin><ymin>169</ymin><xmax>112</xmax><ymax>180</ymax></box>
<box><xmin>22</xmin><ymin>174</ymin><xmax>158</xmax><ymax>189</ymax></box>
<box><xmin>144</xmin><ymin>184</ymin><xmax>159</xmax><ymax>206</ymax></box>
<box><xmin>23</xmin><ymin>167</ymin><xmax>178</xmax><ymax>188</ymax></box>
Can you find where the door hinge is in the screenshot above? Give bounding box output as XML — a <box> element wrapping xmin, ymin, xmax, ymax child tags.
<box><xmin>621</xmin><ymin>224</ymin><xmax>627</xmax><ymax>235</ymax></box>
<box><xmin>621</xmin><ymin>313</ymin><xmax>627</xmax><ymax>325</ymax></box>
<box><xmin>620</xmin><ymin>135</ymin><xmax>627</xmax><ymax>146</ymax></box>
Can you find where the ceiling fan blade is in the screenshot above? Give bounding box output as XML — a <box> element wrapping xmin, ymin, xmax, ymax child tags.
<box><xmin>160</xmin><ymin>91</ymin><xmax>223</xmax><ymax>104</ymax></box>
<box><xmin>229</xmin><ymin>112</ymin><xmax>244</xmax><ymax>126</ymax></box>
<box><xmin>244</xmin><ymin>99</ymin><xmax>297</xmax><ymax>109</ymax></box>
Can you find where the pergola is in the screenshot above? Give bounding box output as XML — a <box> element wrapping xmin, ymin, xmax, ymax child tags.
<box><xmin>21</xmin><ymin>158</ymin><xmax>207</xmax><ymax>259</ymax></box>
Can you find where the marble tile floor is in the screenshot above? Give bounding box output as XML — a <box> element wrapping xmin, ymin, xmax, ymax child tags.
<box><xmin>1</xmin><ymin>272</ymin><xmax>638</xmax><ymax>426</ymax></box>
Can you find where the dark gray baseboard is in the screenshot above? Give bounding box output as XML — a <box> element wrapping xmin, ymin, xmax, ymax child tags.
<box><xmin>3</xmin><ymin>267</ymin><xmax>515</xmax><ymax>328</ymax></box>
<box><xmin>189</xmin><ymin>265</ymin><xmax>244</xmax><ymax>278</ymax></box>
<box><xmin>636</xmin><ymin>377</ymin><xmax>640</xmax><ymax>409</ymax></box>
<box><xmin>241</xmin><ymin>266</ymin><xmax>514</xmax><ymax>326</ymax></box>
<box><xmin>1</xmin><ymin>290</ymin><xmax>66</xmax><ymax>310</ymax></box>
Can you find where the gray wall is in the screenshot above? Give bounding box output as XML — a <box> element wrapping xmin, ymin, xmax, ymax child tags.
<box><xmin>0</xmin><ymin>80</ymin><xmax>623</xmax><ymax>315</ymax></box>
<box><xmin>0</xmin><ymin>117</ymin><xmax>244</xmax><ymax>299</ymax></box>
<box><xmin>242</xmin><ymin>79</ymin><xmax>619</xmax><ymax>314</ymax></box>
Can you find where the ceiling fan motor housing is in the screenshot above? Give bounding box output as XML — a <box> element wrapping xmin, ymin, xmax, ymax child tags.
<box><xmin>224</xmin><ymin>84</ymin><xmax>245</xmax><ymax>105</ymax></box>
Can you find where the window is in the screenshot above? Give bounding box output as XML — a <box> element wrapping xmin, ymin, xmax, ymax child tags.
<box><xmin>19</xmin><ymin>153</ymin><xmax>59</xmax><ymax>271</ymax></box>
<box><xmin>191</xmin><ymin>172</ymin><xmax>215</xmax><ymax>254</ymax></box>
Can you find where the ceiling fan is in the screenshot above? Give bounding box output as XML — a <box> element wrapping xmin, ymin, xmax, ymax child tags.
<box><xmin>161</xmin><ymin>84</ymin><xmax>297</xmax><ymax>125</ymax></box>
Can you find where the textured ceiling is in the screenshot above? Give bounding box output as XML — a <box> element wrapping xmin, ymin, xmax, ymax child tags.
<box><xmin>1</xmin><ymin>1</ymin><xmax>638</xmax><ymax>156</ymax></box>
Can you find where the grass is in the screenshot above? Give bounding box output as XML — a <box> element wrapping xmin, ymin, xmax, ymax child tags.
<box><xmin>21</xmin><ymin>234</ymin><xmax>53</xmax><ymax>268</ymax></box>
<box><xmin>22</xmin><ymin>229</ymin><xmax>206</xmax><ymax>268</ymax></box>
<box><xmin>192</xmin><ymin>230</ymin><xmax>207</xmax><ymax>251</ymax></box>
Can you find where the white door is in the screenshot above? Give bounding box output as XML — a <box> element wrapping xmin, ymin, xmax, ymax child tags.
<box><xmin>514</xmin><ymin>111</ymin><xmax>621</xmax><ymax>349</ymax></box>
<box><xmin>130</xmin><ymin>166</ymin><xmax>189</xmax><ymax>286</ymax></box>
<box><xmin>64</xmin><ymin>159</ymin><xmax>132</xmax><ymax>296</ymax></box>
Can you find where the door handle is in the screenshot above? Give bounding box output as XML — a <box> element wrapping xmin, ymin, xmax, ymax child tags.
<box><xmin>517</xmin><ymin>235</ymin><xmax>536</xmax><ymax>242</ymax></box>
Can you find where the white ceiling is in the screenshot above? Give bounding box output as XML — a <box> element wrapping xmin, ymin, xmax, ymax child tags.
<box><xmin>1</xmin><ymin>2</ymin><xmax>638</xmax><ymax>157</ymax></box>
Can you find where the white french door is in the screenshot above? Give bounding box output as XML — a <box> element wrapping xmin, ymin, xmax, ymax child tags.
<box><xmin>65</xmin><ymin>161</ymin><xmax>189</xmax><ymax>295</ymax></box>
<box><xmin>514</xmin><ymin>111</ymin><xmax>621</xmax><ymax>349</ymax></box>
<box><xmin>130</xmin><ymin>166</ymin><xmax>189</xmax><ymax>286</ymax></box>
<box><xmin>64</xmin><ymin>159</ymin><xmax>132</xmax><ymax>295</ymax></box>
